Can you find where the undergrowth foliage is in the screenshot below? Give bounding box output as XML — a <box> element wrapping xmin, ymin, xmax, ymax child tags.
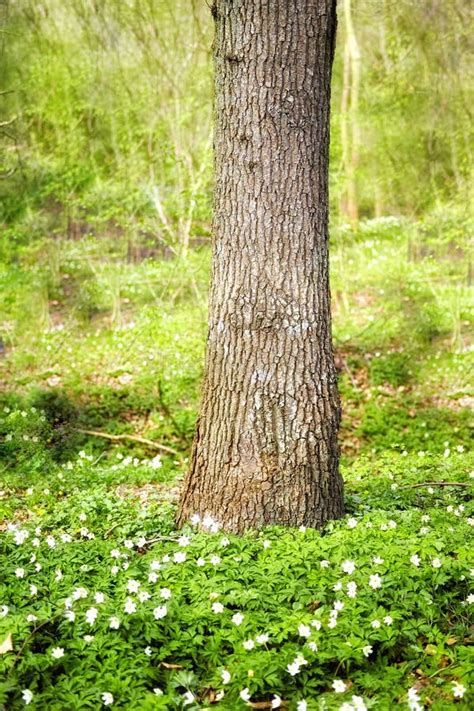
<box><xmin>1</xmin><ymin>455</ymin><xmax>472</xmax><ymax>710</ymax></box>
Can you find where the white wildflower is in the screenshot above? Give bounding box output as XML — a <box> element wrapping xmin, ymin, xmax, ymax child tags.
<box><xmin>232</xmin><ymin>612</ymin><xmax>244</xmax><ymax>626</ymax></box>
<box><xmin>72</xmin><ymin>587</ymin><xmax>88</xmax><ymax>600</ymax></box>
<box><xmin>342</xmin><ymin>560</ymin><xmax>356</xmax><ymax>574</ymax></box>
<box><xmin>153</xmin><ymin>605</ymin><xmax>168</xmax><ymax>620</ymax></box>
<box><xmin>126</xmin><ymin>579</ymin><xmax>140</xmax><ymax>594</ymax></box>
<box><xmin>124</xmin><ymin>598</ymin><xmax>136</xmax><ymax>614</ymax></box>
<box><xmin>452</xmin><ymin>682</ymin><xmax>466</xmax><ymax>699</ymax></box>
<box><xmin>22</xmin><ymin>690</ymin><xmax>33</xmax><ymax>705</ymax></box>
<box><xmin>347</xmin><ymin>581</ymin><xmax>357</xmax><ymax>598</ymax></box>
<box><xmin>14</xmin><ymin>529</ymin><xmax>29</xmax><ymax>545</ymax></box>
<box><xmin>287</xmin><ymin>661</ymin><xmax>302</xmax><ymax>676</ymax></box>
<box><xmin>369</xmin><ymin>574</ymin><xmax>382</xmax><ymax>589</ymax></box>
<box><xmin>86</xmin><ymin>607</ymin><xmax>98</xmax><ymax>625</ymax></box>
<box><xmin>407</xmin><ymin>687</ymin><xmax>423</xmax><ymax>711</ymax></box>
<box><xmin>298</xmin><ymin>623</ymin><xmax>311</xmax><ymax>638</ymax></box>
<box><xmin>183</xmin><ymin>691</ymin><xmax>195</xmax><ymax>705</ymax></box>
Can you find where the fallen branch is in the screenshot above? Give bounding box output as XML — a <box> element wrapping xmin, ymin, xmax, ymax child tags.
<box><xmin>75</xmin><ymin>428</ymin><xmax>179</xmax><ymax>456</ymax></box>
<box><xmin>400</xmin><ymin>481</ymin><xmax>470</xmax><ymax>490</ymax></box>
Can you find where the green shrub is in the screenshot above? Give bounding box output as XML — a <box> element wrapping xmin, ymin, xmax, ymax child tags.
<box><xmin>368</xmin><ymin>352</ymin><xmax>414</xmax><ymax>387</ymax></box>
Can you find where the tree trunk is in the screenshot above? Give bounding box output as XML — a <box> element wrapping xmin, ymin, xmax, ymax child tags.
<box><xmin>177</xmin><ymin>0</ymin><xmax>344</xmax><ymax>533</ymax></box>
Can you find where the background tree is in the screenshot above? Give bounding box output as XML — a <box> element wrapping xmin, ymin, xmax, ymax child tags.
<box><xmin>177</xmin><ymin>0</ymin><xmax>344</xmax><ymax>532</ymax></box>
<box><xmin>1</xmin><ymin>0</ymin><xmax>471</xmax><ymax>241</ymax></box>
<box><xmin>340</xmin><ymin>0</ymin><xmax>361</xmax><ymax>222</ymax></box>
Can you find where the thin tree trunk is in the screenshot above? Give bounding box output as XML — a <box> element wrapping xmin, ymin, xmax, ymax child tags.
<box><xmin>341</xmin><ymin>0</ymin><xmax>360</xmax><ymax>222</ymax></box>
<box><xmin>178</xmin><ymin>0</ymin><xmax>344</xmax><ymax>533</ymax></box>
<box><xmin>340</xmin><ymin>36</ymin><xmax>351</xmax><ymax>217</ymax></box>
<box><xmin>374</xmin><ymin>182</ymin><xmax>384</xmax><ymax>218</ymax></box>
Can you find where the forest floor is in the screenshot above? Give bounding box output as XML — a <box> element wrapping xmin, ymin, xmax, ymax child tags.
<box><xmin>0</xmin><ymin>215</ymin><xmax>473</xmax><ymax>709</ymax></box>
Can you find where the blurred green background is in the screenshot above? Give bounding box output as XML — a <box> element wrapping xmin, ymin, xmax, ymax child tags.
<box><xmin>0</xmin><ymin>0</ymin><xmax>472</xmax><ymax>478</ymax></box>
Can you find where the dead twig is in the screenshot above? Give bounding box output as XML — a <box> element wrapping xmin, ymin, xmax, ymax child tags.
<box><xmin>75</xmin><ymin>428</ymin><xmax>179</xmax><ymax>456</ymax></box>
<box><xmin>400</xmin><ymin>481</ymin><xmax>470</xmax><ymax>490</ymax></box>
<box><xmin>0</xmin><ymin>116</ymin><xmax>17</xmax><ymax>128</ymax></box>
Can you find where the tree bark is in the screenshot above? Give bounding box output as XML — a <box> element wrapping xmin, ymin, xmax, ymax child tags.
<box><xmin>177</xmin><ymin>0</ymin><xmax>344</xmax><ymax>533</ymax></box>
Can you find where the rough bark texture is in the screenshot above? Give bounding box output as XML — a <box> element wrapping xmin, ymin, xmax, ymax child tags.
<box><xmin>177</xmin><ymin>0</ymin><xmax>344</xmax><ymax>533</ymax></box>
